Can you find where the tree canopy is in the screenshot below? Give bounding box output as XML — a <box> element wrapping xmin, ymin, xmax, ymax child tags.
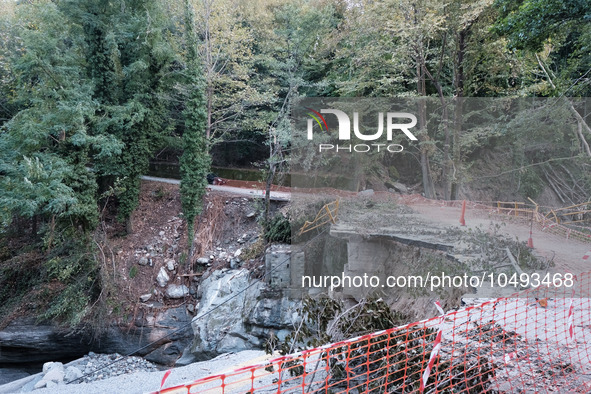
<box><xmin>0</xmin><ymin>0</ymin><xmax>589</xmax><ymax>324</ymax></box>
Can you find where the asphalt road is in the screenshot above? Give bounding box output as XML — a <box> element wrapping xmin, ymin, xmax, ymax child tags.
<box><xmin>140</xmin><ymin>175</ymin><xmax>291</xmax><ymax>201</ymax></box>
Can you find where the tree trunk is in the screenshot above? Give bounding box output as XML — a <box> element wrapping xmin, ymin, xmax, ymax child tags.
<box><xmin>207</xmin><ymin>85</ymin><xmax>212</xmax><ymax>140</ymax></box>
<box><xmin>189</xmin><ymin>217</ymin><xmax>200</xmax><ymax>261</ymax></box>
<box><xmin>264</xmin><ymin>162</ymin><xmax>275</xmax><ymax>224</ymax></box>
<box><xmin>451</xmin><ymin>30</ymin><xmax>466</xmax><ymax>200</ymax></box>
<box><xmin>451</xmin><ymin>97</ymin><xmax>463</xmax><ymax>200</ymax></box>
<box><xmin>536</xmin><ymin>54</ymin><xmax>591</xmax><ymax>157</ymax></box>
<box><xmin>417</xmin><ymin>51</ymin><xmax>435</xmax><ymax>199</ymax></box>
<box><xmin>125</xmin><ymin>216</ymin><xmax>133</xmax><ymax>234</ymax></box>
<box><xmin>418</xmin><ymin>98</ymin><xmax>435</xmax><ymax>199</ymax></box>
<box><xmin>422</xmin><ymin>65</ymin><xmax>449</xmax><ymax>200</ymax></box>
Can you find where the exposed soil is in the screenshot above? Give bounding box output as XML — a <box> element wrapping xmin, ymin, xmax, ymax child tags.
<box><xmin>103</xmin><ymin>181</ymin><xmax>266</xmax><ymax>319</ymax></box>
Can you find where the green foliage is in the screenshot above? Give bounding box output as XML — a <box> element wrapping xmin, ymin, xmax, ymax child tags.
<box><xmin>0</xmin><ymin>5</ymin><xmax>22</xmax><ymax>127</ymax></box>
<box><xmin>1</xmin><ymin>0</ymin><xmax>179</xmax><ymax>229</ymax></box>
<box><xmin>517</xmin><ymin>168</ymin><xmax>544</xmax><ymax>199</ymax></box>
<box><xmin>493</xmin><ymin>0</ymin><xmax>590</xmax><ymax>52</ymax></box>
<box><xmin>1</xmin><ymin>0</ymin><xmax>590</xmax><ymax>332</ymax></box>
<box><xmin>41</xmin><ymin>228</ymin><xmax>98</xmax><ymax>325</ymax></box>
<box><xmin>0</xmin><ymin>253</ymin><xmax>43</xmax><ymax>320</ymax></box>
<box><xmin>493</xmin><ymin>0</ymin><xmax>591</xmax><ymax>96</ymax></box>
<box><xmin>55</xmin><ymin>0</ymin><xmax>179</xmax><ymax>224</ymax></box>
<box><xmin>180</xmin><ymin>0</ymin><xmax>211</xmax><ymax>247</ymax></box>
<box><xmin>0</xmin><ymin>2</ymin><xmax>104</xmax><ymax>231</ymax></box>
<box><xmin>179</xmin><ymin>251</ymin><xmax>188</xmax><ymax>266</ymax></box>
<box><xmin>263</xmin><ymin>213</ymin><xmax>291</xmax><ymax>244</ymax></box>
<box><xmin>0</xmin><ymin>0</ymin><xmax>175</xmax><ymax>326</ymax></box>
<box><xmin>129</xmin><ymin>265</ymin><xmax>138</xmax><ymax>279</ymax></box>
<box><xmin>41</xmin><ymin>280</ymin><xmax>91</xmax><ymax>326</ymax></box>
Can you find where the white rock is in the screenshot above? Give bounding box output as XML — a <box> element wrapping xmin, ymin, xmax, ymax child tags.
<box><xmin>234</xmin><ymin>249</ymin><xmax>242</xmax><ymax>258</ymax></box>
<box><xmin>166</xmin><ymin>260</ymin><xmax>176</xmax><ymax>271</ymax></box>
<box><xmin>156</xmin><ymin>267</ymin><xmax>170</xmax><ymax>287</ymax></box>
<box><xmin>42</xmin><ymin>361</ymin><xmax>64</xmax><ymax>374</ymax></box>
<box><xmin>140</xmin><ymin>293</ymin><xmax>152</xmax><ymax>302</ymax></box>
<box><xmin>166</xmin><ymin>284</ymin><xmax>189</xmax><ymax>299</ymax></box>
<box><xmin>392</xmin><ymin>182</ymin><xmax>409</xmax><ymax>193</ymax></box>
<box><xmin>197</xmin><ymin>257</ymin><xmax>209</xmax><ymax>265</ymax></box>
<box><xmin>46</xmin><ymin>381</ymin><xmax>58</xmax><ymax>389</ymax></box>
<box><xmin>159</xmin><ymin>231</ymin><xmax>165</xmax><ymax>236</ymax></box>
<box><xmin>188</xmin><ymin>269</ymin><xmax>300</xmax><ymax>360</ymax></box>
<box><xmin>44</xmin><ymin>367</ymin><xmax>65</xmax><ymax>383</ymax></box>
<box><xmin>34</xmin><ymin>379</ymin><xmax>47</xmax><ymax>389</ymax></box>
<box><xmin>42</xmin><ymin>362</ymin><xmax>54</xmax><ymax>374</ymax></box>
<box><xmin>64</xmin><ymin>366</ymin><xmax>83</xmax><ymax>383</ymax></box>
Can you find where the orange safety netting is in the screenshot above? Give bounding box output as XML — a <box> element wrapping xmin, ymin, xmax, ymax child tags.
<box><xmin>153</xmin><ymin>273</ymin><xmax>591</xmax><ymax>393</ymax></box>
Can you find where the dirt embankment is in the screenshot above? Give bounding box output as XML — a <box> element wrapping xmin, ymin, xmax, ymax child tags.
<box><xmin>103</xmin><ymin>181</ymin><xmax>266</xmax><ymax>318</ymax></box>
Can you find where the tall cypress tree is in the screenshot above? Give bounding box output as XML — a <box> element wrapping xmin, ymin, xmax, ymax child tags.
<box><xmin>180</xmin><ymin>0</ymin><xmax>211</xmax><ymax>257</ymax></box>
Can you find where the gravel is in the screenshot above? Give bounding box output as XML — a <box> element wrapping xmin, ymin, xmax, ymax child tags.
<box><xmin>76</xmin><ymin>352</ymin><xmax>161</xmax><ymax>384</ymax></box>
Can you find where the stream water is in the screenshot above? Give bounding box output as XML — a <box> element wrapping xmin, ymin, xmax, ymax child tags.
<box><xmin>0</xmin><ymin>365</ymin><xmax>38</xmax><ymax>385</ymax></box>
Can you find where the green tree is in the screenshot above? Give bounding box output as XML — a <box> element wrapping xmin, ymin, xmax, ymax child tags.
<box><xmin>180</xmin><ymin>0</ymin><xmax>211</xmax><ymax>257</ymax></box>
<box><xmin>247</xmin><ymin>0</ymin><xmax>342</xmax><ymax>221</ymax></box>
<box><xmin>60</xmin><ymin>0</ymin><xmax>179</xmax><ymax>231</ymax></box>
<box><xmin>0</xmin><ymin>2</ymin><xmax>121</xmax><ymax>233</ymax></box>
<box><xmin>494</xmin><ymin>0</ymin><xmax>591</xmax><ymax>156</ymax></box>
<box><xmin>0</xmin><ymin>1</ymin><xmax>122</xmax><ymax>325</ymax></box>
<box><xmin>0</xmin><ymin>1</ymin><xmax>21</xmax><ymax>128</ymax></box>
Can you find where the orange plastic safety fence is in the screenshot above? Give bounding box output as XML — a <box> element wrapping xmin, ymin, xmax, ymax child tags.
<box><xmin>152</xmin><ymin>273</ymin><xmax>591</xmax><ymax>394</ymax></box>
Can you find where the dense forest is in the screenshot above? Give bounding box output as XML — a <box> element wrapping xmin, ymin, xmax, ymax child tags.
<box><xmin>0</xmin><ymin>0</ymin><xmax>590</xmax><ymax>324</ymax></box>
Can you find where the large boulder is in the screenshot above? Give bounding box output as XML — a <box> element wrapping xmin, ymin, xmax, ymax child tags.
<box><xmin>92</xmin><ymin>306</ymin><xmax>193</xmax><ymax>366</ymax></box>
<box><xmin>0</xmin><ymin>307</ymin><xmax>193</xmax><ymax>367</ymax></box>
<box><xmin>0</xmin><ymin>319</ymin><xmax>93</xmax><ymax>364</ymax></box>
<box><xmin>179</xmin><ymin>269</ymin><xmax>299</xmax><ymax>364</ymax></box>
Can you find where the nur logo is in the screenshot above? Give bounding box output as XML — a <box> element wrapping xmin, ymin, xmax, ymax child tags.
<box><xmin>305</xmin><ymin>108</ymin><xmax>329</xmax><ymax>134</ymax></box>
<box><xmin>305</xmin><ymin>108</ymin><xmax>418</xmax><ymax>153</ymax></box>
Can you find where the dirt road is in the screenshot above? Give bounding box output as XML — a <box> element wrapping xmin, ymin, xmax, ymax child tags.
<box><xmin>141</xmin><ymin>175</ymin><xmax>290</xmax><ymax>201</ymax></box>
<box><xmin>409</xmin><ymin>202</ymin><xmax>590</xmax><ymax>276</ymax></box>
